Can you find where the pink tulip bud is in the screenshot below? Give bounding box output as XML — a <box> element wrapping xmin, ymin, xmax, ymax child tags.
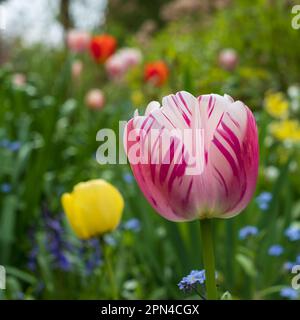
<box><xmin>218</xmin><ymin>48</ymin><xmax>238</xmax><ymax>71</ymax></box>
<box><xmin>105</xmin><ymin>48</ymin><xmax>142</xmax><ymax>80</ymax></box>
<box><xmin>12</xmin><ymin>73</ymin><xmax>26</xmax><ymax>87</ymax></box>
<box><xmin>72</xmin><ymin>60</ymin><xmax>83</xmax><ymax>79</ymax></box>
<box><xmin>105</xmin><ymin>54</ymin><xmax>127</xmax><ymax>80</ymax></box>
<box><xmin>85</xmin><ymin>89</ymin><xmax>105</xmax><ymax>110</ymax></box>
<box><xmin>66</xmin><ymin>30</ymin><xmax>90</xmax><ymax>53</ymax></box>
<box><xmin>124</xmin><ymin>91</ymin><xmax>258</xmax><ymax>221</ymax></box>
<box><xmin>118</xmin><ymin>48</ymin><xmax>142</xmax><ymax>67</ymax></box>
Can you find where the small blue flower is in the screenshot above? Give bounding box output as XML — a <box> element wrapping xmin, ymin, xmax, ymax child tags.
<box><xmin>178</xmin><ymin>270</ymin><xmax>206</xmax><ymax>292</ymax></box>
<box><xmin>255</xmin><ymin>192</ymin><xmax>272</xmax><ymax>211</ymax></box>
<box><xmin>123</xmin><ymin>173</ymin><xmax>134</xmax><ymax>184</ymax></box>
<box><xmin>285</xmin><ymin>225</ymin><xmax>300</xmax><ymax>242</ymax></box>
<box><xmin>239</xmin><ymin>226</ymin><xmax>258</xmax><ymax>240</ymax></box>
<box><xmin>1</xmin><ymin>183</ymin><xmax>12</xmax><ymax>193</ymax></box>
<box><xmin>57</xmin><ymin>253</ymin><xmax>71</xmax><ymax>271</ymax></box>
<box><xmin>16</xmin><ymin>292</ymin><xmax>25</xmax><ymax>300</ymax></box>
<box><xmin>123</xmin><ymin>218</ymin><xmax>141</xmax><ymax>232</ymax></box>
<box><xmin>0</xmin><ymin>139</ymin><xmax>21</xmax><ymax>152</ymax></box>
<box><xmin>280</xmin><ymin>287</ymin><xmax>299</xmax><ymax>300</ymax></box>
<box><xmin>268</xmin><ymin>244</ymin><xmax>284</xmax><ymax>256</ymax></box>
<box><xmin>9</xmin><ymin>141</ymin><xmax>21</xmax><ymax>152</ymax></box>
<box><xmin>46</xmin><ymin>219</ymin><xmax>62</xmax><ymax>233</ymax></box>
<box><xmin>297</xmin><ymin>255</ymin><xmax>300</xmax><ymax>264</ymax></box>
<box><xmin>104</xmin><ymin>234</ymin><xmax>117</xmax><ymax>247</ymax></box>
<box><xmin>27</xmin><ymin>246</ymin><xmax>38</xmax><ymax>271</ymax></box>
<box><xmin>283</xmin><ymin>261</ymin><xmax>295</xmax><ymax>272</ymax></box>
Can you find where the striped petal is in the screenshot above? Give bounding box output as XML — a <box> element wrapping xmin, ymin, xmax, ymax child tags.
<box><xmin>124</xmin><ymin>91</ymin><xmax>259</xmax><ymax>221</ymax></box>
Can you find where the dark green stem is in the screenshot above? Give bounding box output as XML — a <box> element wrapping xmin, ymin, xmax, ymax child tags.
<box><xmin>200</xmin><ymin>219</ymin><xmax>218</xmax><ymax>300</ymax></box>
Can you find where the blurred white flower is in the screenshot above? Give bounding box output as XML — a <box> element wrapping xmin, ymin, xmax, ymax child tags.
<box><xmin>288</xmin><ymin>85</ymin><xmax>300</xmax><ymax>112</ymax></box>
<box><xmin>265</xmin><ymin>166</ymin><xmax>279</xmax><ymax>181</ymax></box>
<box><xmin>288</xmin><ymin>85</ymin><xmax>300</xmax><ymax>99</ymax></box>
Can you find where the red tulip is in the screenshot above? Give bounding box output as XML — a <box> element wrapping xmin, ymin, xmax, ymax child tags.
<box><xmin>124</xmin><ymin>91</ymin><xmax>258</xmax><ymax>221</ymax></box>
<box><xmin>144</xmin><ymin>61</ymin><xmax>169</xmax><ymax>87</ymax></box>
<box><xmin>89</xmin><ymin>35</ymin><xmax>117</xmax><ymax>63</ymax></box>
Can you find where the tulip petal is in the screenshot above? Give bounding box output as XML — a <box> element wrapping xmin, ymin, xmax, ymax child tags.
<box><xmin>124</xmin><ymin>91</ymin><xmax>258</xmax><ymax>221</ymax></box>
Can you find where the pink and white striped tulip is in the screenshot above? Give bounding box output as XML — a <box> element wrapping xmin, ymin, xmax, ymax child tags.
<box><xmin>105</xmin><ymin>48</ymin><xmax>142</xmax><ymax>80</ymax></box>
<box><xmin>124</xmin><ymin>91</ymin><xmax>258</xmax><ymax>221</ymax></box>
<box><xmin>66</xmin><ymin>30</ymin><xmax>90</xmax><ymax>53</ymax></box>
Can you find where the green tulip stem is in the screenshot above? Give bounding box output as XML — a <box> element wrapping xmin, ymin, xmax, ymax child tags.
<box><xmin>101</xmin><ymin>239</ymin><xmax>118</xmax><ymax>299</ymax></box>
<box><xmin>200</xmin><ymin>219</ymin><xmax>218</xmax><ymax>300</ymax></box>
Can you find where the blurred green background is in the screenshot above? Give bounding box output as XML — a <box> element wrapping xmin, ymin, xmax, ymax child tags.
<box><xmin>0</xmin><ymin>0</ymin><xmax>300</xmax><ymax>300</ymax></box>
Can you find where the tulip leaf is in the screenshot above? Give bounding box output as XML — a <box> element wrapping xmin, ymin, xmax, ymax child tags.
<box><xmin>236</xmin><ymin>253</ymin><xmax>257</xmax><ymax>278</ymax></box>
<box><xmin>5</xmin><ymin>266</ymin><xmax>36</xmax><ymax>285</ymax></box>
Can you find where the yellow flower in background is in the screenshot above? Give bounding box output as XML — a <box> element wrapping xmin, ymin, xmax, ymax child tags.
<box><xmin>131</xmin><ymin>90</ymin><xmax>144</xmax><ymax>107</ymax></box>
<box><xmin>264</xmin><ymin>92</ymin><xmax>289</xmax><ymax>119</ymax></box>
<box><xmin>61</xmin><ymin>179</ymin><xmax>124</xmax><ymax>239</ymax></box>
<box><xmin>270</xmin><ymin>119</ymin><xmax>300</xmax><ymax>143</ymax></box>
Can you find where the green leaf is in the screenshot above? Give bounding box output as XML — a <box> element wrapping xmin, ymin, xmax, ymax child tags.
<box><xmin>5</xmin><ymin>266</ymin><xmax>36</xmax><ymax>285</ymax></box>
<box><xmin>236</xmin><ymin>253</ymin><xmax>257</xmax><ymax>278</ymax></box>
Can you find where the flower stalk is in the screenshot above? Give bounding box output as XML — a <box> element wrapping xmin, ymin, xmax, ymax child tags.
<box><xmin>101</xmin><ymin>239</ymin><xmax>118</xmax><ymax>300</ymax></box>
<box><xmin>200</xmin><ymin>219</ymin><xmax>218</xmax><ymax>300</ymax></box>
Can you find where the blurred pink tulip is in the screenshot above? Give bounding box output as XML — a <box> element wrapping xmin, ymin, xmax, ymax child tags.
<box><xmin>72</xmin><ymin>60</ymin><xmax>83</xmax><ymax>79</ymax></box>
<box><xmin>67</xmin><ymin>30</ymin><xmax>90</xmax><ymax>53</ymax></box>
<box><xmin>124</xmin><ymin>91</ymin><xmax>258</xmax><ymax>221</ymax></box>
<box><xmin>12</xmin><ymin>73</ymin><xmax>26</xmax><ymax>87</ymax></box>
<box><xmin>105</xmin><ymin>48</ymin><xmax>142</xmax><ymax>80</ymax></box>
<box><xmin>218</xmin><ymin>48</ymin><xmax>238</xmax><ymax>71</ymax></box>
<box><xmin>85</xmin><ymin>89</ymin><xmax>105</xmax><ymax>110</ymax></box>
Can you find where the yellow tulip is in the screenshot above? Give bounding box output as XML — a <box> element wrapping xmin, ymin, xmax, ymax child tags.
<box><xmin>61</xmin><ymin>179</ymin><xmax>124</xmax><ymax>239</ymax></box>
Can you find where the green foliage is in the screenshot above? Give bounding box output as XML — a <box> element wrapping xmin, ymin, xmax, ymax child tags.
<box><xmin>0</xmin><ymin>0</ymin><xmax>300</xmax><ymax>300</ymax></box>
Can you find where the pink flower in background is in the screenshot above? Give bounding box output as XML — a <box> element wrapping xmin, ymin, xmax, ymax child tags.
<box><xmin>124</xmin><ymin>91</ymin><xmax>258</xmax><ymax>221</ymax></box>
<box><xmin>119</xmin><ymin>48</ymin><xmax>142</xmax><ymax>67</ymax></box>
<box><xmin>105</xmin><ymin>54</ymin><xmax>125</xmax><ymax>80</ymax></box>
<box><xmin>85</xmin><ymin>89</ymin><xmax>105</xmax><ymax>110</ymax></box>
<box><xmin>105</xmin><ymin>48</ymin><xmax>142</xmax><ymax>80</ymax></box>
<box><xmin>218</xmin><ymin>48</ymin><xmax>238</xmax><ymax>71</ymax></box>
<box><xmin>67</xmin><ymin>30</ymin><xmax>91</xmax><ymax>53</ymax></box>
<box><xmin>12</xmin><ymin>73</ymin><xmax>26</xmax><ymax>87</ymax></box>
<box><xmin>72</xmin><ymin>60</ymin><xmax>83</xmax><ymax>79</ymax></box>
